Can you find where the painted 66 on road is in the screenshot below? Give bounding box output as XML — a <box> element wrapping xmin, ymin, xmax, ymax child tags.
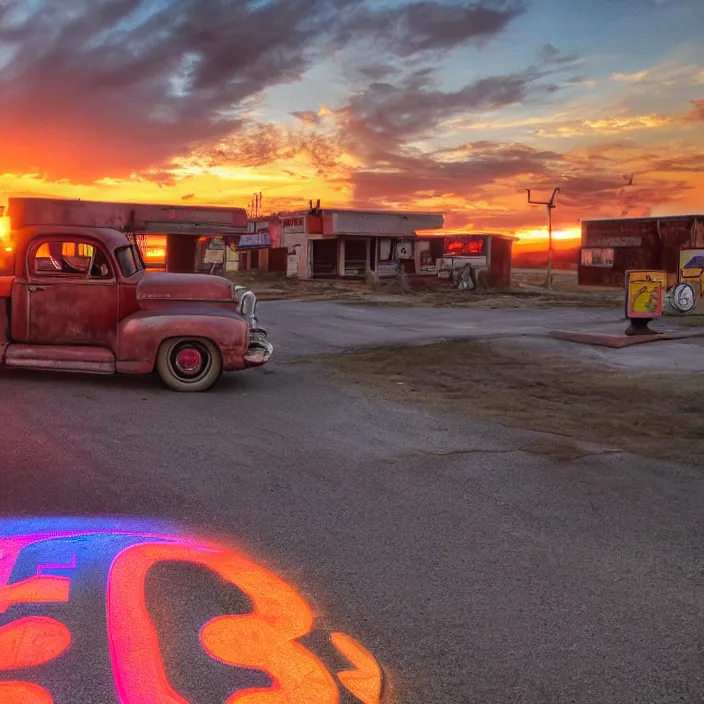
<box><xmin>0</xmin><ymin>519</ymin><xmax>384</xmax><ymax>703</ymax></box>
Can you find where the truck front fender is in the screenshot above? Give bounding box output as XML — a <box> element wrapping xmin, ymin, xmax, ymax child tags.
<box><xmin>117</xmin><ymin>308</ymin><xmax>249</xmax><ymax>374</ymax></box>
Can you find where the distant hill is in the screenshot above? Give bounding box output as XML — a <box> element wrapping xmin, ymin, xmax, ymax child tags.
<box><xmin>513</xmin><ymin>246</ymin><xmax>580</xmax><ymax>270</ymax></box>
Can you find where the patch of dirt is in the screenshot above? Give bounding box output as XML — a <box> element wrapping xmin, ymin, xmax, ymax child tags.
<box><xmin>313</xmin><ymin>339</ymin><xmax>704</xmax><ymax>467</ymax></box>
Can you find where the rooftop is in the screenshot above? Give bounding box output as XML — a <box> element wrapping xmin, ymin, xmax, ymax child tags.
<box><xmin>582</xmin><ymin>214</ymin><xmax>703</xmax><ymax>223</ymax></box>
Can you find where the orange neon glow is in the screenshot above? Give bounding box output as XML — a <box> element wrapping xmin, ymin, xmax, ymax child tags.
<box><xmin>107</xmin><ymin>541</ymin><xmax>340</xmax><ymax>704</ymax></box>
<box><xmin>0</xmin><ymin>218</ymin><xmax>9</xmax><ymax>241</ymax></box>
<box><xmin>143</xmin><ymin>248</ymin><xmax>166</xmax><ymax>260</ymax></box>
<box><xmin>330</xmin><ymin>633</ymin><xmax>383</xmax><ymax>704</ymax></box>
<box><xmin>0</xmin><ymin>575</ymin><xmax>70</xmax><ymax>614</ymax></box>
<box><xmin>0</xmin><ymin>617</ymin><xmax>71</xmax><ymax>670</ymax></box>
<box><xmin>1</xmin><ymin>529</ymin><xmax>385</xmax><ymax>702</ymax></box>
<box><xmin>0</xmin><ymin>536</ymin><xmax>75</xmax><ymax>700</ymax></box>
<box><xmin>0</xmin><ymin>681</ymin><xmax>54</xmax><ymax>704</ymax></box>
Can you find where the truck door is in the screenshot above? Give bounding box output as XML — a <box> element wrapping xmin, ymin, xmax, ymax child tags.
<box><xmin>24</xmin><ymin>237</ymin><xmax>118</xmax><ymax>347</ymax></box>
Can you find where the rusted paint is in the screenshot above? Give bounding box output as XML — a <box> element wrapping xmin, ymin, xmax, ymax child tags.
<box><xmin>118</xmin><ymin>309</ymin><xmax>248</xmax><ymax>373</ymax></box>
<box><xmin>8</xmin><ymin>198</ymin><xmax>248</xmax><ymax>232</ymax></box>
<box><xmin>0</xmin><ymin>303</ymin><xmax>8</xmax><ymax>347</ymax></box>
<box><xmin>0</xmin><ymin>277</ymin><xmax>13</xmax><ymax>298</ymax></box>
<box><xmin>0</xmin><ymin>225</ymin><xmax>271</xmax><ymax>385</ymax></box>
<box><xmin>4</xmin><ymin>344</ymin><xmax>116</xmax><ymax>373</ymax></box>
<box><xmin>137</xmin><ymin>272</ymin><xmax>232</xmax><ymax>302</ymax></box>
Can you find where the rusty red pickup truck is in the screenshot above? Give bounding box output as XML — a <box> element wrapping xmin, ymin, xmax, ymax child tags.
<box><xmin>0</xmin><ymin>225</ymin><xmax>273</xmax><ymax>391</ymax></box>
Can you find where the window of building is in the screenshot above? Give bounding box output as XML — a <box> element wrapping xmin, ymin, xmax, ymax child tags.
<box><xmin>444</xmin><ymin>236</ymin><xmax>485</xmax><ymax>256</ymax></box>
<box><xmin>581</xmin><ymin>248</ymin><xmax>615</xmax><ymax>267</ymax></box>
<box><xmin>379</xmin><ymin>238</ymin><xmax>393</xmax><ymax>261</ymax></box>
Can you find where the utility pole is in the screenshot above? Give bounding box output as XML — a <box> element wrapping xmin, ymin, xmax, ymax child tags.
<box><xmin>526</xmin><ymin>187</ymin><xmax>560</xmax><ymax>289</ymax></box>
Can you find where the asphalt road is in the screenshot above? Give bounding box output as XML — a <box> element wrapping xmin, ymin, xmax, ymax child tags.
<box><xmin>261</xmin><ymin>300</ymin><xmax>619</xmax><ymax>358</ymax></box>
<box><xmin>1</xmin><ymin>302</ymin><xmax>703</xmax><ymax>703</ymax></box>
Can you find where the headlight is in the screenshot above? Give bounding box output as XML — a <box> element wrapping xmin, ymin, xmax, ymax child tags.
<box><xmin>240</xmin><ymin>290</ymin><xmax>257</xmax><ymax>319</ymax></box>
<box><xmin>232</xmin><ymin>284</ymin><xmax>257</xmax><ymax>321</ymax></box>
<box><xmin>232</xmin><ymin>284</ymin><xmax>247</xmax><ymax>304</ymax></box>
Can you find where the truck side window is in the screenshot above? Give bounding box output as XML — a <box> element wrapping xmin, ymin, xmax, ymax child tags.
<box><xmin>90</xmin><ymin>248</ymin><xmax>112</xmax><ymax>279</ymax></box>
<box><xmin>33</xmin><ymin>240</ymin><xmax>111</xmax><ymax>279</ymax></box>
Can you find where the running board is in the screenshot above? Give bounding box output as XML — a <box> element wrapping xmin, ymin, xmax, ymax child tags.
<box><xmin>4</xmin><ymin>344</ymin><xmax>116</xmax><ymax>374</ymax></box>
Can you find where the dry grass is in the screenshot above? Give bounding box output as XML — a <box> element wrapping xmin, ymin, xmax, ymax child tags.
<box><xmin>229</xmin><ymin>269</ymin><xmax>622</xmax><ymax>309</ymax></box>
<box><xmin>316</xmin><ymin>340</ymin><xmax>704</xmax><ymax>466</ymax></box>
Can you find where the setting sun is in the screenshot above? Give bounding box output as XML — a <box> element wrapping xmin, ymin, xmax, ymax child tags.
<box><xmin>514</xmin><ymin>227</ymin><xmax>582</xmax><ymax>250</ymax></box>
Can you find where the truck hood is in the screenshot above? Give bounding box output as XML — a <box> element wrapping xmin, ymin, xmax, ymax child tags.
<box><xmin>136</xmin><ymin>272</ymin><xmax>234</xmax><ymax>303</ymax></box>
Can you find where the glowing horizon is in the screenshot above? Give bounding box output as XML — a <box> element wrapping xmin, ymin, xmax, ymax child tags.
<box><xmin>0</xmin><ymin>1</ymin><xmax>701</xmax><ymax>243</ymax></box>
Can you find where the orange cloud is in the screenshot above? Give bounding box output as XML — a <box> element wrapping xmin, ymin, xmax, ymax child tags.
<box><xmin>0</xmin><ymin>3</ymin><xmax>701</xmax><ymax>241</ymax></box>
<box><xmin>536</xmin><ymin>113</ymin><xmax>675</xmax><ymax>137</ymax></box>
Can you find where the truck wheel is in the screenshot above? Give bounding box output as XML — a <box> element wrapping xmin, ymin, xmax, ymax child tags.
<box><xmin>156</xmin><ymin>338</ymin><xmax>222</xmax><ymax>392</ymax></box>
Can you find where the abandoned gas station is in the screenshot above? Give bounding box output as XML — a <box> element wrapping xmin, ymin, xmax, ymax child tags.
<box><xmin>3</xmin><ymin>197</ymin><xmax>515</xmax><ymax>287</ymax></box>
<box><xmin>270</xmin><ymin>205</ymin><xmax>514</xmax><ymax>285</ymax></box>
<box><xmin>5</xmin><ymin>197</ymin><xmax>249</xmax><ymax>274</ymax></box>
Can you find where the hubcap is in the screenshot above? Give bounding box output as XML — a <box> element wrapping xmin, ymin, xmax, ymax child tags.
<box><xmin>174</xmin><ymin>348</ymin><xmax>203</xmax><ymax>375</ymax></box>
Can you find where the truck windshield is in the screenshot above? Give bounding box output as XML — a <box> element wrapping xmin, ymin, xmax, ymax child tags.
<box><xmin>116</xmin><ymin>246</ymin><xmax>143</xmax><ymax>277</ymax></box>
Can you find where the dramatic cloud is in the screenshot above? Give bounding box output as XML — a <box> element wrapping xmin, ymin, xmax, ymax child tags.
<box><xmin>0</xmin><ymin>0</ymin><xmax>524</xmax><ymax>181</ymax></box>
<box><xmin>0</xmin><ymin>0</ymin><xmax>372</xmax><ymax>179</ymax></box>
<box><xmin>536</xmin><ymin>114</ymin><xmax>675</xmax><ymax>137</ymax></box>
<box><xmin>336</xmin><ymin>66</ymin><xmax>561</xmax><ymax>166</ymax></box>
<box><xmin>0</xmin><ymin>0</ymin><xmax>700</xmax><ymax>239</ymax></box>
<box><xmin>349</xmin><ymin>141</ymin><xmax>561</xmax><ymax>203</ymax></box>
<box><xmin>343</xmin><ymin>0</ymin><xmax>525</xmax><ymax>57</ymax></box>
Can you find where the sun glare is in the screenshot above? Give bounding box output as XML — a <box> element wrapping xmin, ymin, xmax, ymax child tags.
<box><xmin>0</xmin><ymin>217</ymin><xmax>10</xmax><ymax>240</ymax></box>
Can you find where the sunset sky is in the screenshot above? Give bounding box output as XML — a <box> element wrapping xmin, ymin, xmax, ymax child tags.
<box><xmin>0</xmin><ymin>0</ymin><xmax>702</xmax><ymax>248</ymax></box>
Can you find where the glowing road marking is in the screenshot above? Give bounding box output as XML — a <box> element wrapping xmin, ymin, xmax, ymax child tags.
<box><xmin>0</xmin><ymin>617</ymin><xmax>71</xmax><ymax>670</ymax></box>
<box><xmin>0</xmin><ymin>536</ymin><xmax>75</xmax><ymax>700</ymax></box>
<box><xmin>36</xmin><ymin>555</ymin><xmax>76</xmax><ymax>575</ymax></box>
<box><xmin>0</xmin><ymin>526</ymin><xmax>386</xmax><ymax>704</ymax></box>
<box><xmin>0</xmin><ymin>575</ymin><xmax>70</xmax><ymax>615</ymax></box>
<box><xmin>0</xmin><ymin>681</ymin><xmax>54</xmax><ymax>703</ymax></box>
<box><xmin>331</xmin><ymin>633</ymin><xmax>383</xmax><ymax>704</ymax></box>
<box><xmin>107</xmin><ymin>541</ymin><xmax>339</xmax><ymax>704</ymax></box>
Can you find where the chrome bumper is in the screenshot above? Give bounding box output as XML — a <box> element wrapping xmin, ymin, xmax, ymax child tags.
<box><xmin>245</xmin><ymin>327</ymin><xmax>273</xmax><ymax>367</ymax></box>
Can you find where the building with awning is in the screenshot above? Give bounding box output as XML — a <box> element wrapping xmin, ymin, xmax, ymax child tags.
<box><xmin>6</xmin><ymin>198</ymin><xmax>248</xmax><ymax>273</ymax></box>
<box><xmin>276</xmin><ymin>204</ymin><xmax>445</xmax><ymax>279</ymax></box>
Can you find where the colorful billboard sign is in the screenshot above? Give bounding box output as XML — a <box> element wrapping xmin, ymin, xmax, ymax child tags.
<box><xmin>625</xmin><ymin>270</ymin><xmax>665</xmax><ymax>318</ymax></box>
<box><xmin>679</xmin><ymin>249</ymin><xmax>704</xmax><ymax>298</ymax></box>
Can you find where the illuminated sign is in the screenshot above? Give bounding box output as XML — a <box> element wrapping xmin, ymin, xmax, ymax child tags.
<box><xmin>444</xmin><ymin>236</ymin><xmax>484</xmax><ymax>256</ymax></box>
<box><xmin>0</xmin><ymin>519</ymin><xmax>384</xmax><ymax>703</ymax></box>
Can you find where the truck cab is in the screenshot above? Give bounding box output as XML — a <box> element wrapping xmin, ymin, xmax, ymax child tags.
<box><xmin>0</xmin><ymin>225</ymin><xmax>273</xmax><ymax>391</ymax></box>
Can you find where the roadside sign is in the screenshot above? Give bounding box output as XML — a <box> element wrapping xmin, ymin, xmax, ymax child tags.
<box><xmin>625</xmin><ymin>270</ymin><xmax>665</xmax><ymax>318</ymax></box>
